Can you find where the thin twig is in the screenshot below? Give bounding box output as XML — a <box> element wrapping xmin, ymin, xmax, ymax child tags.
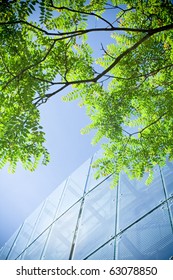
<box><xmin>2</xmin><ymin>41</ymin><xmax>56</xmax><ymax>90</ymax></box>
<box><xmin>130</xmin><ymin>113</ymin><xmax>167</xmax><ymax>136</ymax></box>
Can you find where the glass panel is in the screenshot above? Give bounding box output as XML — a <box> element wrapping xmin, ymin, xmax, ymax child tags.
<box><xmin>8</xmin><ymin>221</ymin><xmax>34</xmax><ymax>259</ymax></box>
<box><xmin>161</xmin><ymin>161</ymin><xmax>173</xmax><ymax>198</ymax></box>
<box><xmin>28</xmin><ymin>199</ymin><xmax>57</xmax><ymax>243</ymax></box>
<box><xmin>18</xmin><ymin>230</ymin><xmax>48</xmax><ymax>260</ymax></box>
<box><xmin>118</xmin><ymin>167</ymin><xmax>165</xmax><ymax>233</ymax></box>
<box><xmin>25</xmin><ymin>202</ymin><xmax>44</xmax><ymax>228</ymax></box>
<box><xmin>85</xmin><ymin>240</ymin><xmax>115</xmax><ymax>260</ymax></box>
<box><xmin>3</xmin><ymin>203</ymin><xmax>45</xmax><ymax>259</ymax></box>
<box><xmin>168</xmin><ymin>198</ymin><xmax>173</xmax><ymax>227</ymax></box>
<box><xmin>47</xmin><ymin>181</ymin><xmax>66</xmax><ymax>208</ymax></box>
<box><xmin>70</xmin><ymin>158</ymin><xmax>91</xmax><ymax>192</ymax></box>
<box><xmin>86</xmin><ymin>150</ymin><xmax>108</xmax><ymax>191</ymax></box>
<box><xmin>0</xmin><ymin>247</ymin><xmax>3</xmax><ymax>260</ymax></box>
<box><xmin>57</xmin><ymin>163</ymin><xmax>89</xmax><ymax>217</ymax></box>
<box><xmin>0</xmin><ymin>228</ymin><xmax>20</xmax><ymax>260</ymax></box>
<box><xmin>73</xmin><ymin>177</ymin><xmax>117</xmax><ymax>260</ymax></box>
<box><xmin>42</xmin><ymin>202</ymin><xmax>81</xmax><ymax>260</ymax></box>
<box><xmin>116</xmin><ymin>203</ymin><xmax>173</xmax><ymax>260</ymax></box>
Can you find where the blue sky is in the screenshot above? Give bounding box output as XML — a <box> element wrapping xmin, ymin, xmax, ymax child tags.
<box><xmin>0</xmin><ymin>93</ymin><xmax>100</xmax><ymax>247</ymax></box>
<box><xmin>0</xmin><ymin>6</ymin><xmax>116</xmax><ymax>248</ymax></box>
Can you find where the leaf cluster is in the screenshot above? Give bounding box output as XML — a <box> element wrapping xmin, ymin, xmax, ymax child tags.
<box><xmin>0</xmin><ymin>0</ymin><xmax>173</xmax><ymax>185</ymax></box>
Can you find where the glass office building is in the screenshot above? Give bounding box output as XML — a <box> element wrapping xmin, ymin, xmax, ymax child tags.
<box><xmin>1</xmin><ymin>151</ymin><xmax>173</xmax><ymax>260</ymax></box>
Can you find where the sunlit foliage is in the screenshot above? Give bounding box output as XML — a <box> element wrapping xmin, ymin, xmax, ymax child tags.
<box><xmin>0</xmin><ymin>0</ymin><xmax>173</xmax><ymax>184</ymax></box>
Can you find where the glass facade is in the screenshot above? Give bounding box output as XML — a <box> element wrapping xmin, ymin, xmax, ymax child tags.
<box><xmin>1</xmin><ymin>153</ymin><xmax>173</xmax><ymax>260</ymax></box>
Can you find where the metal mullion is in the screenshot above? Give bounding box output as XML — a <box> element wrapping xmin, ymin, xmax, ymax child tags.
<box><xmin>68</xmin><ymin>156</ymin><xmax>93</xmax><ymax>260</ymax></box>
<box><xmin>18</xmin><ymin>199</ymin><xmax>47</xmax><ymax>260</ymax></box>
<box><xmin>159</xmin><ymin>166</ymin><xmax>173</xmax><ymax>234</ymax></box>
<box><xmin>114</xmin><ymin>173</ymin><xmax>120</xmax><ymax>260</ymax></box>
<box><xmin>6</xmin><ymin>223</ymin><xmax>24</xmax><ymax>260</ymax></box>
<box><xmin>40</xmin><ymin>178</ymin><xmax>69</xmax><ymax>259</ymax></box>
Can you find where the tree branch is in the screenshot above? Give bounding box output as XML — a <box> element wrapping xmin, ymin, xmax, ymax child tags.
<box><xmin>131</xmin><ymin>113</ymin><xmax>167</xmax><ymax>136</ymax></box>
<box><xmin>32</xmin><ymin>23</ymin><xmax>173</xmax><ymax>103</ymax></box>
<box><xmin>139</xmin><ymin>113</ymin><xmax>167</xmax><ymax>135</ymax></box>
<box><xmin>0</xmin><ymin>51</ymin><xmax>15</xmax><ymax>77</ymax></box>
<box><xmin>112</xmin><ymin>63</ymin><xmax>173</xmax><ymax>81</ymax></box>
<box><xmin>1</xmin><ymin>19</ymin><xmax>169</xmax><ymax>37</ymax></box>
<box><xmin>49</xmin><ymin>3</ymin><xmax>115</xmax><ymax>28</ymax></box>
<box><xmin>94</xmin><ymin>23</ymin><xmax>173</xmax><ymax>82</ymax></box>
<box><xmin>2</xmin><ymin>20</ymin><xmax>173</xmax><ymax>102</ymax></box>
<box><xmin>2</xmin><ymin>41</ymin><xmax>56</xmax><ymax>90</ymax></box>
<box><xmin>34</xmin><ymin>84</ymin><xmax>69</xmax><ymax>106</ymax></box>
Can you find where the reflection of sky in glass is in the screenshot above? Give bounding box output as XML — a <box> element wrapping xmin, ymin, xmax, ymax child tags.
<box><xmin>118</xmin><ymin>167</ymin><xmax>165</xmax><ymax>232</ymax></box>
<box><xmin>1</xmin><ymin>156</ymin><xmax>173</xmax><ymax>260</ymax></box>
<box><xmin>73</xmin><ymin>176</ymin><xmax>117</xmax><ymax>260</ymax></box>
<box><xmin>117</xmin><ymin>203</ymin><xmax>173</xmax><ymax>260</ymax></box>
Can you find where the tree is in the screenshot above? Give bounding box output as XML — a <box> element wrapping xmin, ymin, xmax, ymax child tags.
<box><xmin>0</xmin><ymin>0</ymin><xmax>173</xmax><ymax>185</ymax></box>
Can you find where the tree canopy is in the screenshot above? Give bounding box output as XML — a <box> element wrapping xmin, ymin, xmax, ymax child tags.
<box><xmin>0</xmin><ymin>0</ymin><xmax>173</xmax><ymax>185</ymax></box>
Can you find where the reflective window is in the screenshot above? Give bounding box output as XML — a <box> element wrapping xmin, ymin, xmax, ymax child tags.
<box><xmin>1</xmin><ymin>203</ymin><xmax>44</xmax><ymax>260</ymax></box>
<box><xmin>0</xmin><ymin>228</ymin><xmax>20</xmax><ymax>260</ymax></box>
<box><xmin>85</xmin><ymin>240</ymin><xmax>115</xmax><ymax>260</ymax></box>
<box><xmin>25</xmin><ymin>202</ymin><xmax>44</xmax><ymax>229</ymax></box>
<box><xmin>42</xmin><ymin>202</ymin><xmax>81</xmax><ymax>260</ymax></box>
<box><xmin>168</xmin><ymin>198</ymin><xmax>173</xmax><ymax>226</ymax></box>
<box><xmin>161</xmin><ymin>162</ymin><xmax>173</xmax><ymax>198</ymax></box>
<box><xmin>118</xmin><ymin>167</ymin><xmax>165</xmax><ymax>232</ymax></box>
<box><xmin>116</xmin><ymin>203</ymin><xmax>173</xmax><ymax>260</ymax></box>
<box><xmin>56</xmin><ymin>160</ymin><xmax>90</xmax><ymax>217</ymax></box>
<box><xmin>47</xmin><ymin>181</ymin><xmax>66</xmax><ymax>208</ymax></box>
<box><xmin>73</xmin><ymin>177</ymin><xmax>117</xmax><ymax>259</ymax></box>
<box><xmin>28</xmin><ymin>199</ymin><xmax>57</xmax><ymax>243</ymax></box>
<box><xmin>18</xmin><ymin>230</ymin><xmax>48</xmax><ymax>260</ymax></box>
<box><xmin>86</xmin><ymin>150</ymin><xmax>108</xmax><ymax>192</ymax></box>
<box><xmin>7</xmin><ymin>222</ymin><xmax>34</xmax><ymax>259</ymax></box>
<box><xmin>2</xmin><ymin>156</ymin><xmax>173</xmax><ymax>261</ymax></box>
<box><xmin>70</xmin><ymin>158</ymin><xmax>91</xmax><ymax>192</ymax></box>
<box><xmin>56</xmin><ymin>179</ymin><xmax>82</xmax><ymax>217</ymax></box>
